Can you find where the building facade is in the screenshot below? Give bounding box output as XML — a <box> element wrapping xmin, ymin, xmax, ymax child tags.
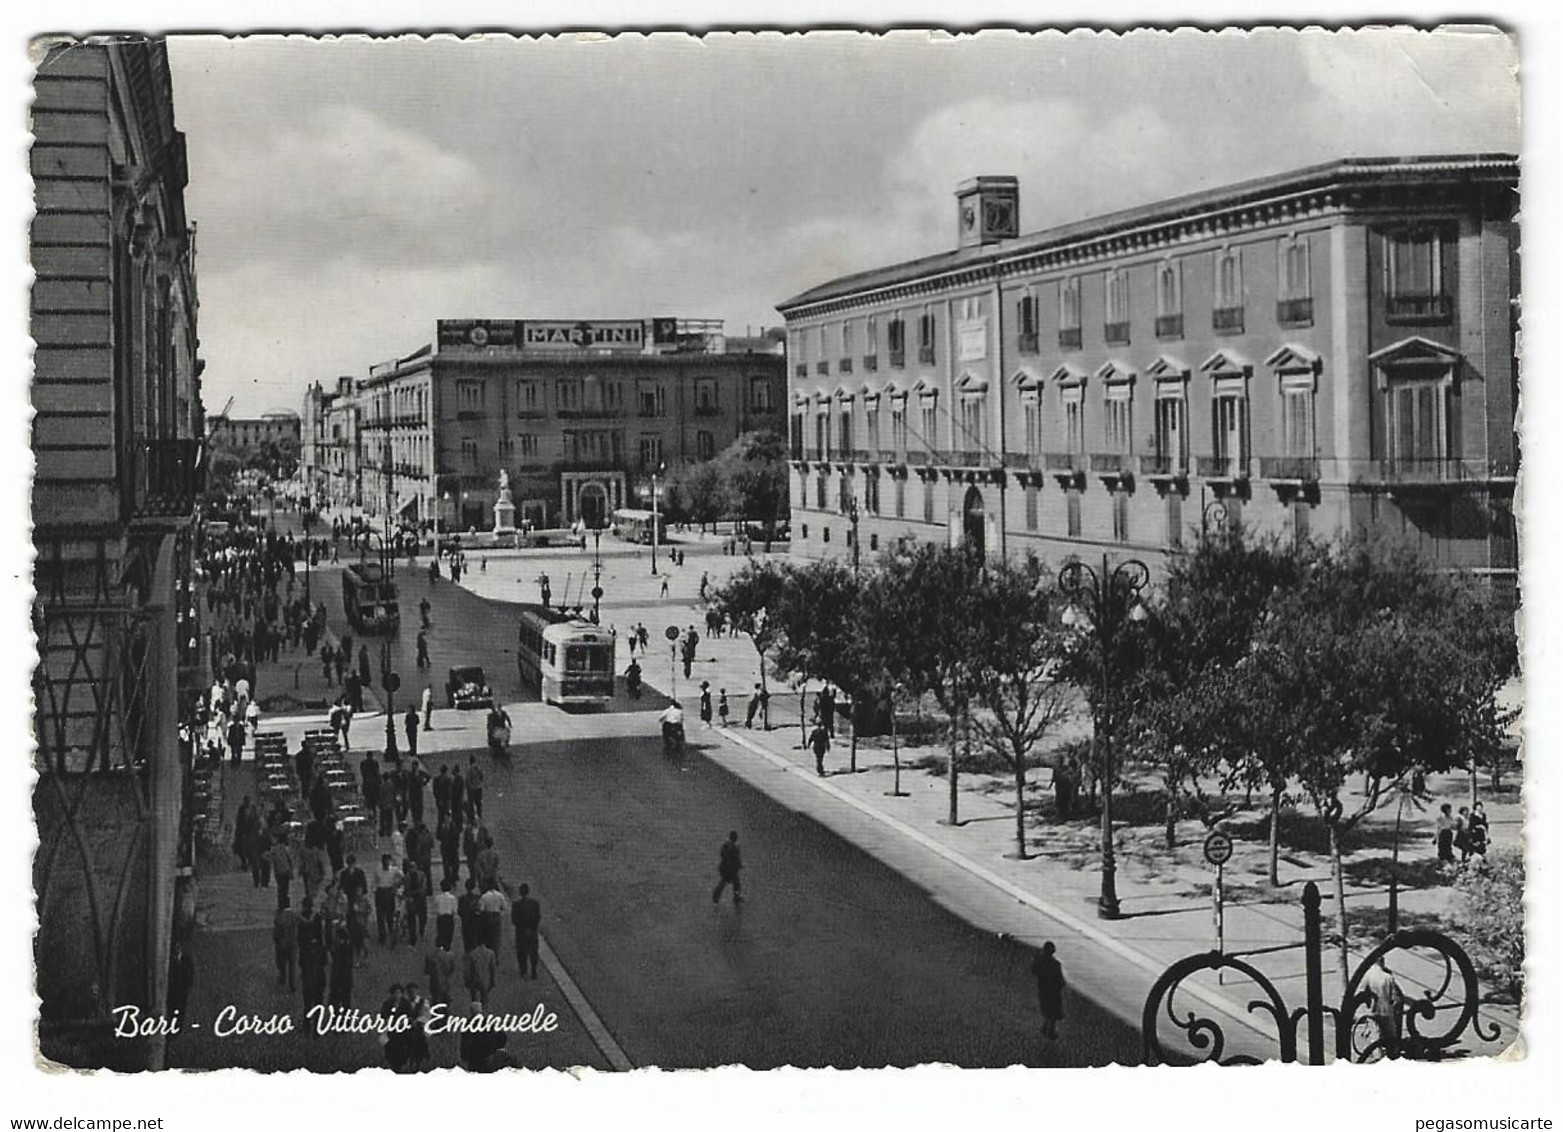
<box><xmin>31</xmin><ymin>38</ymin><xmax>204</xmax><ymax>1069</ymax></box>
<box><xmin>207</xmin><ymin>410</ymin><xmax>300</xmax><ymax>454</ymax></box>
<box><xmin>777</xmin><ymin>157</ymin><xmax>1518</xmax><ymax>592</ymax></box>
<box><xmin>317</xmin><ymin>319</ymin><xmax>787</xmax><ymax>531</ymax></box>
<box><xmin>301</xmin><ymin>376</ymin><xmax>360</xmax><ymax>510</ymax></box>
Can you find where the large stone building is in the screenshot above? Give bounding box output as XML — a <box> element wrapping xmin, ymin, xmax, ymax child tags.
<box><xmin>302</xmin><ymin>375</ymin><xmax>360</xmax><ymax>510</ymax></box>
<box><xmin>776</xmin><ymin>156</ymin><xmax>1519</xmax><ymax>594</ymax></box>
<box><xmin>206</xmin><ymin>410</ymin><xmax>300</xmax><ymax>454</ymax></box>
<box><xmin>31</xmin><ymin>38</ymin><xmax>204</xmax><ymax>1069</ymax></box>
<box><xmin>304</xmin><ymin>319</ymin><xmax>788</xmax><ymax>531</ymax></box>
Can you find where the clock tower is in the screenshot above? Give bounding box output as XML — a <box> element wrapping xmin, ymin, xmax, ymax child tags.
<box><xmin>955</xmin><ymin>176</ymin><xmax>1020</xmax><ymax>249</ymax></box>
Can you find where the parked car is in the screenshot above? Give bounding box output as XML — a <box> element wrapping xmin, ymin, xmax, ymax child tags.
<box><xmin>446</xmin><ymin>665</ymin><xmax>494</xmax><ymax>710</ymax></box>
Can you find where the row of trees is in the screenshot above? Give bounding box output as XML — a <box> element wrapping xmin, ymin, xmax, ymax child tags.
<box><xmin>204</xmin><ymin>435</ymin><xmax>300</xmax><ymax>501</ymax></box>
<box><xmin>709</xmin><ymin>528</ymin><xmax>1518</xmax><ymax>981</ymax></box>
<box><xmin>658</xmin><ymin>431</ymin><xmax>789</xmax><ymax>538</ymax></box>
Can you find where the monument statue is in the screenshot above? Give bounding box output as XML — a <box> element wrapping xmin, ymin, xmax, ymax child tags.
<box><xmin>493</xmin><ymin>467</ymin><xmax>517</xmax><ymax>536</ymax></box>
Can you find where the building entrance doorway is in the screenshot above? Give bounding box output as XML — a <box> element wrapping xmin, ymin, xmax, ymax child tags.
<box><xmin>579</xmin><ymin>483</ymin><xmax>608</xmax><ymax>529</ymax></box>
<box><xmin>962</xmin><ymin>486</ymin><xmax>986</xmax><ymax>561</ymax></box>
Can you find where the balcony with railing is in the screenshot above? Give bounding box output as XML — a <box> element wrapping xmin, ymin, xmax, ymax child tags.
<box><xmin>917</xmin><ymin>345</ymin><xmax>936</xmax><ymax>365</ymax></box>
<box><xmin>1044</xmin><ymin>451</ymin><xmax>1083</xmax><ymax>473</ymax></box>
<box><xmin>1104</xmin><ymin>321</ymin><xmax>1131</xmax><ymax>346</ymax></box>
<box><xmin>816</xmin><ymin>360</ymin><xmax>830</xmax><ymax>376</ymax></box>
<box><xmin>1003</xmin><ymin>452</ymin><xmax>1035</xmax><ymax>470</ymax></box>
<box><xmin>1385</xmin><ymin>293</ymin><xmax>1453</xmax><ymax>324</ymax></box>
<box><xmin>1277</xmin><ymin>297</ymin><xmax>1314</xmax><ymax>327</ymax></box>
<box><xmin>130</xmin><ymin>438</ymin><xmax>203</xmax><ymax>520</ymax></box>
<box><xmin>1259</xmin><ymin>455</ymin><xmax>1320</xmax><ymax>483</ymax></box>
<box><xmin>1089</xmin><ymin>452</ymin><xmax>1130</xmax><ymax>474</ymax></box>
<box><xmin>1155</xmin><ymin>314</ymin><xmax>1184</xmax><ymax>340</ymax></box>
<box><xmin>1058</xmin><ymin>327</ymin><xmax>1082</xmax><ymax>351</ymax></box>
<box><xmin>1359</xmin><ymin>456</ymin><xmax>1515</xmax><ymax>486</ymax></box>
<box><xmin>795</xmin><ymin>364</ymin><xmax>807</xmax><ymax>379</ymax></box>
<box><xmin>1017</xmin><ymin>331</ymin><xmax>1039</xmax><ymax>355</ymax></box>
<box><xmin>1139</xmin><ymin>452</ymin><xmax>1187</xmax><ymax>480</ymax></box>
<box><xmin>1197</xmin><ymin>454</ymin><xmax>1249</xmax><ymax>482</ymax></box>
<box><xmin>862</xmin><ymin>354</ymin><xmax>879</xmax><ymax>372</ymax></box>
<box><xmin>693</xmin><ymin>404</ymin><xmax>720</xmax><ymax>418</ymax></box>
<box><xmin>839</xmin><ymin>357</ymin><xmax>854</xmax><ymax>375</ymax></box>
<box><xmin>1212</xmin><ymin>306</ymin><xmax>1246</xmax><ymax>334</ymax></box>
<box><xmin>889</xmin><ymin>348</ymin><xmax>906</xmax><ymax>369</ymax></box>
<box><xmin>949</xmin><ymin>449</ymin><xmax>991</xmax><ymax>469</ymax></box>
<box><xmin>555</xmin><ymin>406</ymin><xmax>621</xmax><ymax>420</ymax></box>
<box><xmin>878</xmin><ymin>447</ymin><xmax>902</xmax><ymax>465</ymax></box>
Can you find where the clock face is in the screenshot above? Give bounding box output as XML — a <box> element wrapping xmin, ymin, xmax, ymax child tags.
<box><xmin>469</xmin><ymin>325</ymin><xmax>490</xmax><ymax>346</ymax></box>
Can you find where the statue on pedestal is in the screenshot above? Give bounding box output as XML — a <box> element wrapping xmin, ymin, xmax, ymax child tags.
<box><xmin>493</xmin><ymin>468</ymin><xmax>517</xmax><ymax>535</ymax></box>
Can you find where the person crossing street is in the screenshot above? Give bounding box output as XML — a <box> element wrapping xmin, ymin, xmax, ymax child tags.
<box><xmin>712</xmin><ymin>830</ymin><xmax>744</xmax><ymax>906</ymax></box>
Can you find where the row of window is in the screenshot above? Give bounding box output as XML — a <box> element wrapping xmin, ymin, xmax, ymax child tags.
<box><xmin>792</xmin><ymin>228</ymin><xmax>1452</xmax><ymax>371</ymax></box>
<box><xmin>797</xmin><ymin>473</ymin><xmax>1317</xmax><ymax>549</ymax></box>
<box><xmin>453</xmin><ymin>430</ymin><xmax>721</xmax><ymax>470</ymax></box>
<box><xmin>451</xmin><ymin>376</ymin><xmax>778</xmax><ymax>418</ymax></box>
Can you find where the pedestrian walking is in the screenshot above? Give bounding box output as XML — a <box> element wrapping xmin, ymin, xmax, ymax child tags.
<box><xmin>538</xmin><ymin>573</ymin><xmax>551</xmax><ymax>608</ymax></box>
<box><xmin>1364</xmin><ymin>953</ymin><xmax>1403</xmax><ymax>1059</ymax></box>
<box><xmin>450</xmin><ymin>768</ymin><xmax>467</xmax><ymax>827</ymax></box>
<box><xmin>268</xmin><ymin>833</ymin><xmax>296</xmax><ymax>912</ymax></box>
<box><xmin>372</xmin><ymin>853</ymin><xmax>403</xmax><ymax>946</ymax></box>
<box><xmin>712</xmin><ymin>830</ymin><xmax>744</xmax><ymax>906</ymax></box>
<box><xmin>328</xmin><ymin>921</ymin><xmax>355</xmax><ymax>1008</ymax></box>
<box><xmin>718</xmin><ymin>688</ymin><xmax>730</xmax><ymax>727</ymax></box>
<box><xmin>810</xmin><ymin>722</ymin><xmax>830</xmax><ymax>777</ymax></box>
<box><xmin>1467</xmin><ymin>801</ymin><xmax>1490</xmax><ymax>857</ymax></box>
<box><xmin>1435</xmin><ymin>802</ymin><xmax>1457</xmax><ymax>865</ymax></box>
<box><xmin>273</xmin><ymin>897</ymin><xmax>299</xmax><ymax>990</ymax></box>
<box><xmin>1031</xmin><ymin>941</ymin><xmax>1065</xmax><ymax>1039</ymax></box>
<box><xmin>432</xmin><ymin>877</ymin><xmax>459</xmax><ymax>952</ymax></box>
<box><xmin>699</xmin><ymin>682</ymin><xmax>713</xmax><ymax>728</ymax></box>
<box><xmin>458</xmin><ymin>877</ymin><xmax>482</xmax><ymax>953</ymax></box>
<box><xmin>466</xmin><ymin>756</ymin><xmax>485</xmax><ymax>823</ymax></box>
<box><xmin>404</xmin><ymin>706</ymin><xmax>420</xmax><ymax>759</ymax></box>
<box><xmin>416</xmin><ymin>630</ymin><xmax>430</xmax><ymax>671</ymax></box>
<box><xmin>407</xmin><ymin>758</ymin><xmax>431</xmax><ymax>824</ymax></box>
<box><xmin>297</xmin><ymin>897</ymin><xmax>328</xmax><ymax>1012</ymax></box>
<box><xmin>424</xmin><ymin>943</ymin><xmax>458</xmax><ymax>1011</ymax></box>
<box><xmin>479</xmin><ymin>882</ymin><xmax>508</xmax><ymax>951</ymax></box>
<box><xmin>422</xmin><ymin>684</ymin><xmax>434</xmax><ymax>731</ymax></box>
<box><xmin>463</xmin><ymin>939</ymin><xmax>498</xmax><ymax>1009</ymax></box>
<box><xmin>512</xmin><ymin>884</ymin><xmax>541</xmax><ymax>980</ymax></box>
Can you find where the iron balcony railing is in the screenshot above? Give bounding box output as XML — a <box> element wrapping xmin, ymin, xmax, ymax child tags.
<box><xmin>1139</xmin><ymin>453</ymin><xmax>1186</xmax><ymax>478</ymax></box>
<box><xmin>130</xmin><ymin>437</ymin><xmax>203</xmax><ymax>518</ymax></box>
<box><xmin>1088</xmin><ymin>452</ymin><xmax>1131</xmax><ymax>474</ymax></box>
<box><xmin>1385</xmin><ymin>293</ymin><xmax>1453</xmax><ymax>324</ymax></box>
<box><xmin>878</xmin><ymin>448</ymin><xmax>901</xmax><ymax>464</ymax></box>
<box><xmin>816</xmin><ymin>360</ymin><xmax>830</xmax><ymax>375</ymax></box>
<box><xmin>950</xmin><ymin>449</ymin><xmax>988</xmax><ymax>468</ymax></box>
<box><xmin>1155</xmin><ymin>314</ymin><xmax>1184</xmax><ymax>340</ymax></box>
<box><xmin>889</xmin><ymin>349</ymin><xmax>906</xmax><ymax>369</ymax></box>
<box><xmin>1197</xmin><ymin>454</ymin><xmax>1249</xmax><ymax>481</ymax></box>
<box><xmin>1058</xmin><ymin>327</ymin><xmax>1082</xmax><ymax>350</ymax></box>
<box><xmin>1044</xmin><ymin>451</ymin><xmax>1083</xmax><ymax>472</ymax></box>
<box><xmin>1212</xmin><ymin>306</ymin><xmax>1246</xmax><ymax>334</ymax></box>
<box><xmin>1104</xmin><ymin>321</ymin><xmax>1131</xmax><ymax>346</ymax></box>
<box><xmin>862</xmin><ymin>355</ymin><xmax>879</xmax><ymax>372</ymax></box>
<box><xmin>1277</xmin><ymin>297</ymin><xmax>1314</xmax><ymax>326</ymax></box>
<box><xmin>839</xmin><ymin>358</ymin><xmax>854</xmax><ymax>375</ymax></box>
<box><xmin>1364</xmin><ymin>456</ymin><xmax>1514</xmax><ymax>483</ymax></box>
<box><xmin>918</xmin><ymin>346</ymin><xmax>936</xmax><ymax>365</ymax></box>
<box><xmin>1003</xmin><ymin>452</ymin><xmax>1034</xmax><ymax>470</ymax></box>
<box><xmin>1259</xmin><ymin>455</ymin><xmax>1320</xmax><ymax>482</ymax></box>
<box><xmin>1017</xmin><ymin>331</ymin><xmax>1040</xmax><ymax>355</ymax></box>
<box><xmin>795</xmin><ymin>364</ymin><xmax>807</xmax><ymax>378</ymax></box>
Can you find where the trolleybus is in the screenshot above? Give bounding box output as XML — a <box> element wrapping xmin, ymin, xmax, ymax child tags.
<box><xmin>342</xmin><ymin>561</ymin><xmax>400</xmax><ymax>634</ymax></box>
<box><xmin>610</xmin><ymin>507</ymin><xmax>666</xmax><ymax>545</ymax></box>
<box><xmin>515</xmin><ymin>605</ymin><xmax>615</xmax><ymax>707</ymax></box>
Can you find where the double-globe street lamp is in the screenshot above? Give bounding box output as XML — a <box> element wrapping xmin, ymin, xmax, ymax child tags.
<box><xmin>1058</xmin><ymin>554</ymin><xmax>1150</xmax><ymax>920</ymax></box>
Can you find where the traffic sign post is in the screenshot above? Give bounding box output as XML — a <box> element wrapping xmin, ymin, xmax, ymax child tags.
<box><xmin>1204</xmin><ymin>830</ymin><xmax>1233</xmax><ymax>982</ymax></box>
<box><xmin>666</xmin><ymin>626</ymin><xmax>681</xmax><ymax>699</ymax></box>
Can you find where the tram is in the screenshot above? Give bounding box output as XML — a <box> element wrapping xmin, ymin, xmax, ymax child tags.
<box><xmin>342</xmin><ymin>562</ymin><xmax>400</xmax><ymax>634</ymax></box>
<box><xmin>610</xmin><ymin>507</ymin><xmax>666</xmax><ymax>545</ymax></box>
<box><xmin>515</xmin><ymin>605</ymin><xmax>615</xmax><ymax>707</ymax></box>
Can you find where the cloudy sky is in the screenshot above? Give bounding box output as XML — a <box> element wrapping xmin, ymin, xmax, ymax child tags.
<box><xmin>164</xmin><ymin>28</ymin><xmax>1520</xmax><ymax>417</ymax></box>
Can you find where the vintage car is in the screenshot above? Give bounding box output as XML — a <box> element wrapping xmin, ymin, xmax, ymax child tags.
<box><xmin>445</xmin><ymin>665</ymin><xmax>495</xmax><ymax>710</ymax></box>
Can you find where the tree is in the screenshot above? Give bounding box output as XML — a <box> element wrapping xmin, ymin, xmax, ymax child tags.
<box><xmin>720</xmin><ymin>431</ymin><xmax>790</xmax><ymax>543</ymax></box>
<box><xmin>868</xmin><ymin>543</ymin><xmax>985</xmax><ymax>825</ymax></box>
<box><xmin>1240</xmin><ymin>537</ymin><xmax>1516</xmax><ymax>984</ymax></box>
<box><xmin>708</xmin><ymin>558</ymin><xmax>794</xmax><ymax>727</ymax></box>
<box><xmin>1134</xmin><ymin>527</ymin><xmax>1313</xmax><ymax>868</ymax></box>
<box><xmin>769</xmin><ymin>558</ymin><xmax>861</xmax><ymax>752</ymax></box>
<box><xmin>966</xmin><ymin>555</ymin><xmax>1077</xmax><ymax>858</ymax></box>
<box><xmin>1454</xmin><ymin>850</ymin><xmax>1524</xmax><ymax>1001</ymax></box>
<box><xmin>665</xmin><ymin>460</ymin><xmax>729</xmax><ymax>532</ymax></box>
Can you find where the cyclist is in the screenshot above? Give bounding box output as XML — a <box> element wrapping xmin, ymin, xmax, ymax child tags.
<box><xmin>659</xmin><ymin>699</ymin><xmax>686</xmax><ymax>761</ymax></box>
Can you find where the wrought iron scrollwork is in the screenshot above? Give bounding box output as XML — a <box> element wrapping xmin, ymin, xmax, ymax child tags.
<box><xmin>1143</xmin><ymin>881</ymin><xmax>1503</xmax><ymax>1066</ymax></box>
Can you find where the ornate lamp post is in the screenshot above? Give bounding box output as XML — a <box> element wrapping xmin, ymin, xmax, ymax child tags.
<box><xmin>1059</xmin><ymin>553</ymin><xmax>1150</xmax><ymax>920</ymax></box>
<box><xmin>590</xmin><ymin>527</ymin><xmax>604</xmax><ymax>624</ymax></box>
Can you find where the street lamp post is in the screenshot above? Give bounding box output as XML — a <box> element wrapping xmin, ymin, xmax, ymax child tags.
<box><xmin>590</xmin><ymin>527</ymin><xmax>604</xmax><ymax>624</ymax></box>
<box><xmin>1059</xmin><ymin>553</ymin><xmax>1150</xmax><ymax>920</ymax></box>
<box><xmin>845</xmin><ymin>495</ymin><xmax>861</xmax><ymax>577</ymax></box>
<box><xmin>381</xmin><ymin>637</ymin><xmax>399</xmax><ymax>762</ymax></box>
<box><xmin>650</xmin><ymin>463</ymin><xmax>664</xmax><ymax>575</ymax></box>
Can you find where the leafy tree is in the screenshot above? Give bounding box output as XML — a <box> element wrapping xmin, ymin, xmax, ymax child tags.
<box><xmin>664</xmin><ymin>460</ymin><xmax>729</xmax><ymax>531</ymax></box>
<box><xmin>768</xmin><ymin>558</ymin><xmax>861</xmax><ymax>753</ymax></box>
<box><xmin>1453</xmin><ymin>849</ymin><xmax>1524</xmax><ymax>1000</ymax></box>
<box><xmin>708</xmin><ymin>558</ymin><xmax>794</xmax><ymax>728</ymax></box>
<box><xmin>867</xmin><ymin>543</ymin><xmax>985</xmax><ymax>825</ymax></box>
<box><xmin>720</xmin><ymin>431</ymin><xmax>790</xmax><ymax>543</ymax></box>
<box><xmin>1134</xmin><ymin>527</ymin><xmax>1313</xmax><ymax>867</ymax></box>
<box><xmin>966</xmin><ymin>555</ymin><xmax>1078</xmax><ymax>858</ymax></box>
<box><xmin>1240</xmin><ymin>536</ymin><xmax>1516</xmax><ymax>984</ymax></box>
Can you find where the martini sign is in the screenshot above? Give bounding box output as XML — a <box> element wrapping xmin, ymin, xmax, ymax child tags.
<box><xmin>521</xmin><ymin>320</ymin><xmax>645</xmax><ymax>350</ymax></box>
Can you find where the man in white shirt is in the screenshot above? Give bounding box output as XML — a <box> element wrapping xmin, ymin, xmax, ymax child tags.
<box><xmin>431</xmin><ymin>877</ymin><xmax>460</xmax><ymax>952</ymax></box>
<box><xmin>659</xmin><ymin>700</ymin><xmax>685</xmax><ymax>759</ymax></box>
<box><xmin>478</xmin><ymin>883</ymin><xmax>509</xmax><ymax>952</ymax></box>
<box><xmin>372</xmin><ymin>853</ymin><xmax>404</xmax><ymax>946</ymax></box>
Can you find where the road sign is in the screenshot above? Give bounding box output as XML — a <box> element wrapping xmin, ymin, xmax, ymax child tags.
<box><xmin>665</xmin><ymin>625</ymin><xmax>680</xmax><ymax>641</ymax></box>
<box><xmin>1203</xmin><ymin>830</ymin><xmax>1233</xmax><ymax>867</ymax></box>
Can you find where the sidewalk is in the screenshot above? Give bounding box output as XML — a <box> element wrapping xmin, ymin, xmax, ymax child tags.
<box><xmin>455</xmin><ymin>539</ymin><xmax>1522</xmax><ymax>1064</ymax></box>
